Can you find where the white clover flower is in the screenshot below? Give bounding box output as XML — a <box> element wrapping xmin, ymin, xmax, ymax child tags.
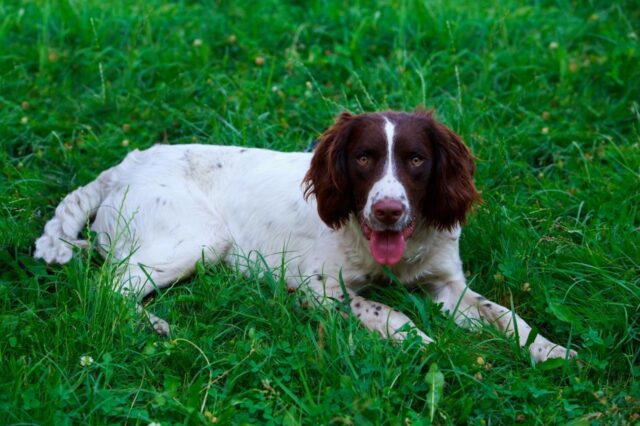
<box><xmin>148</xmin><ymin>422</ymin><xmax>161</xmax><ymax>426</ymax></box>
<box><xmin>79</xmin><ymin>355</ymin><xmax>94</xmax><ymax>367</ymax></box>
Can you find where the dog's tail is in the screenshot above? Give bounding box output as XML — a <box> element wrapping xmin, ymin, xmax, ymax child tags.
<box><xmin>34</xmin><ymin>170</ymin><xmax>111</xmax><ymax>264</ymax></box>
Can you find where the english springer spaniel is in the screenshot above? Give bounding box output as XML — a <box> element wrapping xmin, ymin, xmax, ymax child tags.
<box><xmin>34</xmin><ymin>110</ymin><xmax>576</xmax><ymax>362</ymax></box>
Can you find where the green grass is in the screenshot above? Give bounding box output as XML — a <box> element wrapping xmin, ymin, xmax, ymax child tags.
<box><xmin>1</xmin><ymin>0</ymin><xmax>639</xmax><ymax>424</ymax></box>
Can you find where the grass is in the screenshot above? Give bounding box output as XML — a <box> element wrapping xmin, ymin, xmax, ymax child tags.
<box><xmin>1</xmin><ymin>0</ymin><xmax>639</xmax><ymax>424</ymax></box>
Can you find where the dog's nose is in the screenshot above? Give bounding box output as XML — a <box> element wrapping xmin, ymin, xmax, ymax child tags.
<box><xmin>373</xmin><ymin>199</ymin><xmax>404</xmax><ymax>225</ymax></box>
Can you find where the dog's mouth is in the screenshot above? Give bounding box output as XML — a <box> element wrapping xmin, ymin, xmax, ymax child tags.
<box><xmin>360</xmin><ymin>217</ymin><xmax>416</xmax><ymax>266</ymax></box>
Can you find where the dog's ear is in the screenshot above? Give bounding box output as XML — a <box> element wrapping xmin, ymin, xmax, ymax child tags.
<box><xmin>303</xmin><ymin>112</ymin><xmax>355</xmax><ymax>229</ymax></box>
<box><xmin>419</xmin><ymin>111</ymin><xmax>480</xmax><ymax>230</ymax></box>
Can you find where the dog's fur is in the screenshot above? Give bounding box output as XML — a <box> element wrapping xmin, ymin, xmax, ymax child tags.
<box><xmin>34</xmin><ymin>110</ymin><xmax>575</xmax><ymax>362</ymax></box>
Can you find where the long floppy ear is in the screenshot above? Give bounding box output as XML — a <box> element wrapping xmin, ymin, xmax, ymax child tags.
<box><xmin>303</xmin><ymin>112</ymin><xmax>355</xmax><ymax>229</ymax></box>
<box><xmin>422</xmin><ymin>112</ymin><xmax>480</xmax><ymax>230</ymax></box>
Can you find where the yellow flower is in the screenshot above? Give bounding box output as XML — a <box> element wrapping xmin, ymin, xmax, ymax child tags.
<box><xmin>204</xmin><ymin>411</ymin><xmax>219</xmax><ymax>423</ymax></box>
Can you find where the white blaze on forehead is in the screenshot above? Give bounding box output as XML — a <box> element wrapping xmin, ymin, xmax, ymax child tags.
<box><xmin>384</xmin><ymin>118</ymin><xmax>395</xmax><ymax>173</ymax></box>
<box><xmin>363</xmin><ymin>117</ymin><xmax>410</xmax><ymax>227</ymax></box>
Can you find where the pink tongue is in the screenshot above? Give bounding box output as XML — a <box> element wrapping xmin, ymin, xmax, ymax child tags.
<box><xmin>369</xmin><ymin>231</ymin><xmax>406</xmax><ymax>265</ymax></box>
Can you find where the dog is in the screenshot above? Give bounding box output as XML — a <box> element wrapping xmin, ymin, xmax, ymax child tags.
<box><xmin>34</xmin><ymin>110</ymin><xmax>576</xmax><ymax>362</ymax></box>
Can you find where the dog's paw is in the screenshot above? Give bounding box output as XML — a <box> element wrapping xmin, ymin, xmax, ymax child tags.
<box><xmin>414</xmin><ymin>328</ymin><xmax>435</xmax><ymax>345</ymax></box>
<box><xmin>146</xmin><ymin>312</ymin><xmax>171</xmax><ymax>337</ymax></box>
<box><xmin>530</xmin><ymin>338</ymin><xmax>577</xmax><ymax>362</ymax></box>
<box><xmin>391</xmin><ymin>326</ymin><xmax>434</xmax><ymax>345</ymax></box>
<box><xmin>153</xmin><ymin>320</ymin><xmax>170</xmax><ymax>337</ymax></box>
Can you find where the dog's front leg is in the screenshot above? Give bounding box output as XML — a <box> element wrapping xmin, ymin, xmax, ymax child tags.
<box><xmin>305</xmin><ymin>280</ymin><xmax>433</xmax><ymax>343</ymax></box>
<box><xmin>430</xmin><ymin>280</ymin><xmax>576</xmax><ymax>362</ymax></box>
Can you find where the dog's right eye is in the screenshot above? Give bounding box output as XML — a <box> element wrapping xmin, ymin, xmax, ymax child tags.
<box><xmin>356</xmin><ymin>155</ymin><xmax>369</xmax><ymax>166</ymax></box>
<box><xmin>409</xmin><ymin>155</ymin><xmax>425</xmax><ymax>167</ymax></box>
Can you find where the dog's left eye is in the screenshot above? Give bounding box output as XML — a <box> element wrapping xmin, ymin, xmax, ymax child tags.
<box><xmin>409</xmin><ymin>156</ymin><xmax>424</xmax><ymax>167</ymax></box>
<box><xmin>356</xmin><ymin>155</ymin><xmax>370</xmax><ymax>166</ymax></box>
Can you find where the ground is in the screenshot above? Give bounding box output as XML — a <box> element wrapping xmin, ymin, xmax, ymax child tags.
<box><xmin>0</xmin><ymin>0</ymin><xmax>639</xmax><ymax>424</ymax></box>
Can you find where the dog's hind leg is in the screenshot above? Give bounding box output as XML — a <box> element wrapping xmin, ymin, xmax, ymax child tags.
<box><xmin>115</xmin><ymin>238</ymin><xmax>229</xmax><ymax>336</ymax></box>
<box><xmin>116</xmin><ymin>262</ymin><xmax>185</xmax><ymax>336</ymax></box>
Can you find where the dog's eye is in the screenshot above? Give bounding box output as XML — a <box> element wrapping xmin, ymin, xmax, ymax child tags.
<box><xmin>410</xmin><ymin>156</ymin><xmax>424</xmax><ymax>167</ymax></box>
<box><xmin>356</xmin><ymin>155</ymin><xmax>369</xmax><ymax>166</ymax></box>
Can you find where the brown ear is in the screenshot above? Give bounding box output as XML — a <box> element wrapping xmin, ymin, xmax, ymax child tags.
<box><xmin>303</xmin><ymin>112</ymin><xmax>355</xmax><ymax>229</ymax></box>
<box><xmin>422</xmin><ymin>114</ymin><xmax>480</xmax><ymax>230</ymax></box>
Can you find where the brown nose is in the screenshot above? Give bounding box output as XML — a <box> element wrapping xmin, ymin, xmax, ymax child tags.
<box><xmin>373</xmin><ymin>199</ymin><xmax>404</xmax><ymax>225</ymax></box>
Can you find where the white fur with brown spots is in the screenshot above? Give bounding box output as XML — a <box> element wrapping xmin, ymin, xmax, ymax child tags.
<box><xmin>34</xmin><ymin>111</ymin><xmax>576</xmax><ymax>363</ymax></box>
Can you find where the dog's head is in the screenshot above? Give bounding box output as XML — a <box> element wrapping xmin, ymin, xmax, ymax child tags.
<box><xmin>303</xmin><ymin>110</ymin><xmax>479</xmax><ymax>266</ymax></box>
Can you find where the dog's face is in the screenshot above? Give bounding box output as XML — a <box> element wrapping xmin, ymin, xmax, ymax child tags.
<box><xmin>304</xmin><ymin>110</ymin><xmax>479</xmax><ymax>265</ymax></box>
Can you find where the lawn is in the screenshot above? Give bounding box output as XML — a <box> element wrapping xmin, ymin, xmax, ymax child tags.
<box><xmin>1</xmin><ymin>0</ymin><xmax>639</xmax><ymax>424</ymax></box>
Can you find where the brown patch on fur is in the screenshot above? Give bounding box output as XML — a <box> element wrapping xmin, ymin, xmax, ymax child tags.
<box><xmin>415</xmin><ymin>110</ymin><xmax>480</xmax><ymax>229</ymax></box>
<box><xmin>304</xmin><ymin>113</ymin><xmax>357</xmax><ymax>228</ymax></box>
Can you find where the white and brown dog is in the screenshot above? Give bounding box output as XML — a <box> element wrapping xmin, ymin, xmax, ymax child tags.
<box><xmin>34</xmin><ymin>110</ymin><xmax>576</xmax><ymax>362</ymax></box>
